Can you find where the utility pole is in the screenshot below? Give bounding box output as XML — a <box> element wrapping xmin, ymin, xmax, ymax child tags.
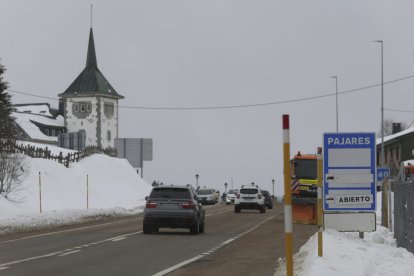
<box><xmin>330</xmin><ymin>76</ymin><xmax>339</xmax><ymax>132</ymax></box>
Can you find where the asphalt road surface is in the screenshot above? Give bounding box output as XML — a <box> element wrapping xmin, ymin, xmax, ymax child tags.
<box><xmin>0</xmin><ymin>202</ymin><xmax>317</xmax><ymax>276</ymax></box>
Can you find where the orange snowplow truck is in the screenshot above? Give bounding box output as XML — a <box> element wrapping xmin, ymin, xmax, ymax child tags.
<box><xmin>291</xmin><ymin>151</ymin><xmax>318</xmax><ymax>197</ymax></box>
<box><xmin>290</xmin><ymin>150</ymin><xmax>318</xmax><ymax>225</ymax></box>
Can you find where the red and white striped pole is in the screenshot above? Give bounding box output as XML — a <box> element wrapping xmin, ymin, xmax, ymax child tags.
<box><xmin>283</xmin><ymin>114</ymin><xmax>293</xmax><ymax>276</ymax></box>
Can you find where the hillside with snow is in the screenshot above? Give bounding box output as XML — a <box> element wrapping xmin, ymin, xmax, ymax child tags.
<box><xmin>0</xmin><ymin>143</ymin><xmax>152</xmax><ymax>234</ymax></box>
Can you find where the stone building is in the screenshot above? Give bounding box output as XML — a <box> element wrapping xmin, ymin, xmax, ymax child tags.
<box><xmin>58</xmin><ymin>28</ymin><xmax>124</xmax><ymax>148</ymax></box>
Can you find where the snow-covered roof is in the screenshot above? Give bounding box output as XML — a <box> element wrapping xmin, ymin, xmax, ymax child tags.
<box><xmin>14</xmin><ymin>104</ymin><xmax>53</xmax><ymax>117</ymax></box>
<box><xmin>376</xmin><ymin>127</ymin><xmax>414</xmax><ymax>146</ymax></box>
<box><xmin>12</xmin><ymin>105</ymin><xmax>64</xmax><ymax>142</ymax></box>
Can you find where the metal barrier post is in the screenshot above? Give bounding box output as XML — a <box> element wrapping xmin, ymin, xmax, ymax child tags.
<box><xmin>282</xmin><ymin>114</ymin><xmax>293</xmax><ymax>276</ymax></box>
<box><xmin>317</xmin><ymin>148</ymin><xmax>323</xmax><ymax>257</ymax></box>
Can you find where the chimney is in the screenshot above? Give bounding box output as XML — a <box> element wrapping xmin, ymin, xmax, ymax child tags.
<box><xmin>58</xmin><ymin>99</ymin><xmax>64</xmax><ymax>116</ymax></box>
<box><xmin>392</xmin><ymin>123</ymin><xmax>401</xmax><ymax>134</ymax></box>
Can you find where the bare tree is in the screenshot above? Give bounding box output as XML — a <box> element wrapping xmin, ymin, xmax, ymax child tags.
<box><xmin>0</xmin><ymin>152</ymin><xmax>28</xmax><ymax>200</ymax></box>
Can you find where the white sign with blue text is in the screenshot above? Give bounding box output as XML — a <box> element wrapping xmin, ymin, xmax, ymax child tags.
<box><xmin>323</xmin><ymin>133</ymin><xmax>376</xmax><ymax>211</ymax></box>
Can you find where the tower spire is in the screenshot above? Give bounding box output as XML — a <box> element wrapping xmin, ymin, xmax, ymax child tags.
<box><xmin>90</xmin><ymin>4</ymin><xmax>93</xmax><ymax>28</ymax></box>
<box><xmin>86</xmin><ymin>28</ymin><xmax>97</xmax><ymax>68</ymax></box>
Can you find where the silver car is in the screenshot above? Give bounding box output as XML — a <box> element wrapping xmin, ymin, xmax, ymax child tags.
<box><xmin>225</xmin><ymin>189</ymin><xmax>238</xmax><ymax>205</ymax></box>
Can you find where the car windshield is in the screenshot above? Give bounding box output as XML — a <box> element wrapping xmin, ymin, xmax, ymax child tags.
<box><xmin>262</xmin><ymin>191</ymin><xmax>269</xmax><ymax>196</ymax></box>
<box><xmin>197</xmin><ymin>190</ymin><xmax>213</xmax><ymax>195</ymax></box>
<box><xmin>228</xmin><ymin>189</ymin><xmax>237</xmax><ymax>194</ymax></box>
<box><xmin>240</xmin><ymin>188</ymin><xmax>258</xmax><ymax>194</ymax></box>
<box><xmin>294</xmin><ymin>159</ymin><xmax>317</xmax><ymax>179</ymax></box>
<box><xmin>150</xmin><ymin>188</ymin><xmax>191</xmax><ymax>199</ymax></box>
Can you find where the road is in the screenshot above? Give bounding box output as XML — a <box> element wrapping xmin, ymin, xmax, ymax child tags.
<box><xmin>0</xmin><ymin>202</ymin><xmax>317</xmax><ymax>276</ymax></box>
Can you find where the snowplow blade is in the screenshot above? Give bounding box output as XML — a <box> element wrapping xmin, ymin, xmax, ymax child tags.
<box><xmin>292</xmin><ymin>197</ymin><xmax>317</xmax><ymax>225</ymax></box>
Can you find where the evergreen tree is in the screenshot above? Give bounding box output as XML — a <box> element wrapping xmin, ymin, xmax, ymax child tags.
<box><xmin>0</xmin><ymin>61</ymin><xmax>16</xmax><ymax>142</ymax></box>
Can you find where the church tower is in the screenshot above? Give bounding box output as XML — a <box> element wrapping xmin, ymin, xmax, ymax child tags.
<box><xmin>58</xmin><ymin>28</ymin><xmax>124</xmax><ymax>148</ymax></box>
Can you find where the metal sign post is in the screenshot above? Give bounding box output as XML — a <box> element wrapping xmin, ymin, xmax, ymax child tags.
<box><xmin>377</xmin><ymin>167</ymin><xmax>390</xmax><ymax>228</ymax></box>
<box><xmin>114</xmin><ymin>138</ymin><xmax>153</xmax><ymax>178</ymax></box>
<box><xmin>323</xmin><ymin>132</ymin><xmax>377</xmax><ymax>233</ymax></box>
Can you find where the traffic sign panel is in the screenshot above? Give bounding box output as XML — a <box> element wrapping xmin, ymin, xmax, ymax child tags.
<box><xmin>323</xmin><ymin>132</ymin><xmax>376</xmax><ymax>211</ymax></box>
<box><xmin>377</xmin><ymin>167</ymin><xmax>390</xmax><ymax>182</ymax></box>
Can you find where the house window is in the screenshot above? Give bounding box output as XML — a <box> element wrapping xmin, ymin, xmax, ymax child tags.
<box><xmin>52</xmin><ymin>129</ymin><xmax>56</xmax><ymax>136</ymax></box>
<box><xmin>87</xmin><ymin>104</ymin><xmax>91</xmax><ymax>112</ymax></box>
<box><xmin>80</xmin><ymin>104</ymin><xmax>86</xmax><ymax>112</ymax></box>
<box><xmin>107</xmin><ymin>130</ymin><xmax>111</xmax><ymax>141</ymax></box>
<box><xmin>104</xmin><ymin>102</ymin><xmax>114</xmax><ymax>118</ymax></box>
<box><xmin>45</xmin><ymin>129</ymin><xmax>49</xmax><ymax>135</ymax></box>
<box><xmin>74</xmin><ymin>103</ymin><xmax>79</xmax><ymax>112</ymax></box>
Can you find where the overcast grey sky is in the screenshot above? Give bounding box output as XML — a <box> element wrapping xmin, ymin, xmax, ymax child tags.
<box><xmin>2</xmin><ymin>0</ymin><xmax>414</xmax><ymax>195</ymax></box>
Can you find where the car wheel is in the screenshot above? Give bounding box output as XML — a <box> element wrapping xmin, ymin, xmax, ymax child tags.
<box><xmin>190</xmin><ymin>218</ymin><xmax>199</xmax><ymax>235</ymax></box>
<box><xmin>269</xmin><ymin>204</ymin><xmax>273</xmax><ymax>209</ymax></box>
<box><xmin>199</xmin><ymin>216</ymin><xmax>205</xmax><ymax>234</ymax></box>
<box><xmin>260</xmin><ymin>207</ymin><xmax>266</xmax><ymax>213</ymax></box>
<box><xmin>235</xmin><ymin>206</ymin><xmax>241</xmax><ymax>213</ymax></box>
<box><xmin>143</xmin><ymin>222</ymin><xmax>152</xmax><ymax>234</ymax></box>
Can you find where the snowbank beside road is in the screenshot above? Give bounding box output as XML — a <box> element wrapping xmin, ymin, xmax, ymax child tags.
<box><xmin>275</xmin><ymin>192</ymin><xmax>414</xmax><ymax>275</ymax></box>
<box><xmin>0</xmin><ymin>153</ymin><xmax>152</xmax><ymax>234</ymax></box>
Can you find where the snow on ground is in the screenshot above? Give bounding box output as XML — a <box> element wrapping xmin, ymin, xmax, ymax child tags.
<box><xmin>275</xmin><ymin>192</ymin><xmax>414</xmax><ymax>276</ymax></box>
<box><xmin>0</xmin><ymin>152</ymin><xmax>152</xmax><ymax>234</ymax></box>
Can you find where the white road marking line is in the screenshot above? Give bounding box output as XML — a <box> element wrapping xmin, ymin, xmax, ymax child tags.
<box><xmin>111</xmin><ymin>237</ymin><xmax>127</xmax><ymax>242</ymax></box>
<box><xmin>0</xmin><ymin>231</ymin><xmax>142</xmax><ymax>268</ymax></box>
<box><xmin>0</xmin><ymin>267</ymin><xmax>9</xmax><ymax>270</ymax></box>
<box><xmin>0</xmin><ymin>219</ymin><xmax>139</xmax><ymax>244</ymax></box>
<box><xmin>58</xmin><ymin>250</ymin><xmax>81</xmax><ymax>257</ymax></box>
<box><xmin>153</xmin><ymin>215</ymin><xmax>277</xmax><ymax>276</ymax></box>
<box><xmin>0</xmin><ymin>252</ymin><xmax>61</xmax><ymax>267</ymax></box>
<box><xmin>205</xmin><ymin>209</ymin><xmax>231</xmax><ymax>217</ymax></box>
<box><xmin>152</xmin><ymin>255</ymin><xmax>205</xmax><ymax>276</ymax></box>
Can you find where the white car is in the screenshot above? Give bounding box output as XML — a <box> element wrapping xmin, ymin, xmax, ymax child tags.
<box><xmin>234</xmin><ymin>185</ymin><xmax>265</xmax><ymax>213</ymax></box>
<box><xmin>197</xmin><ymin>189</ymin><xmax>216</xmax><ymax>205</ymax></box>
<box><xmin>225</xmin><ymin>189</ymin><xmax>238</xmax><ymax>204</ymax></box>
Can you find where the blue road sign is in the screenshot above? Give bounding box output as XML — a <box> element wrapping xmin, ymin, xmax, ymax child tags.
<box><xmin>323</xmin><ymin>132</ymin><xmax>376</xmax><ymax>211</ymax></box>
<box><xmin>377</xmin><ymin>167</ymin><xmax>390</xmax><ymax>182</ymax></box>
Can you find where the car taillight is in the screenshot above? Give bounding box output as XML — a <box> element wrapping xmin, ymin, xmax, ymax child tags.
<box><xmin>181</xmin><ymin>201</ymin><xmax>195</xmax><ymax>209</ymax></box>
<box><xmin>236</xmin><ymin>193</ymin><xmax>240</xmax><ymax>199</ymax></box>
<box><xmin>258</xmin><ymin>194</ymin><xmax>262</xmax><ymax>199</ymax></box>
<box><xmin>146</xmin><ymin>201</ymin><xmax>158</xmax><ymax>208</ymax></box>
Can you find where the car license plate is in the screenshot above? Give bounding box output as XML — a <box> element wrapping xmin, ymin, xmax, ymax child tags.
<box><xmin>160</xmin><ymin>203</ymin><xmax>179</xmax><ymax>209</ymax></box>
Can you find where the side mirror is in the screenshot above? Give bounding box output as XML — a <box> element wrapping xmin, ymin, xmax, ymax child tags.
<box><xmin>145</xmin><ymin>196</ymin><xmax>149</xmax><ymax>201</ymax></box>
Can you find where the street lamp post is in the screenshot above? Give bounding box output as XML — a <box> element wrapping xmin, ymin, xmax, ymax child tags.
<box><xmin>195</xmin><ymin>174</ymin><xmax>199</xmax><ymax>190</ymax></box>
<box><xmin>224</xmin><ymin>182</ymin><xmax>228</xmax><ymax>193</ymax></box>
<box><xmin>374</xmin><ymin>40</ymin><xmax>388</xmax><ymax>228</ymax></box>
<box><xmin>374</xmin><ymin>40</ymin><xmax>385</xmax><ymax>167</ymax></box>
<box><xmin>330</xmin><ymin>76</ymin><xmax>339</xmax><ymax>132</ymax></box>
<box><xmin>272</xmin><ymin>179</ymin><xmax>275</xmax><ymax>197</ymax></box>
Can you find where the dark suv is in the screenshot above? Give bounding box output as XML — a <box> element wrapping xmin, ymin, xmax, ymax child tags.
<box><xmin>143</xmin><ymin>185</ymin><xmax>205</xmax><ymax>235</ymax></box>
<box><xmin>261</xmin><ymin>190</ymin><xmax>273</xmax><ymax>209</ymax></box>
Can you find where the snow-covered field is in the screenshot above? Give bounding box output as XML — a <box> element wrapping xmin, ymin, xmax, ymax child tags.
<box><xmin>0</xmin><ymin>148</ymin><xmax>152</xmax><ymax>234</ymax></box>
